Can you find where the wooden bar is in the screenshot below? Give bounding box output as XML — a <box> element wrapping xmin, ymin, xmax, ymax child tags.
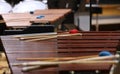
<box><xmin>81</xmin><ymin>32</ymin><xmax>120</xmax><ymax>36</ymax></box>
<box><xmin>58</xmin><ymin>35</ymin><xmax>120</xmax><ymax>40</ymax></box>
<box><xmin>63</xmin><ymin>31</ymin><xmax>120</xmax><ymax>36</ymax></box>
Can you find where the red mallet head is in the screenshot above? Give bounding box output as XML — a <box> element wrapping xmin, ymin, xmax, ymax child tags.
<box><xmin>69</xmin><ymin>29</ymin><xmax>79</xmax><ymax>34</ymax></box>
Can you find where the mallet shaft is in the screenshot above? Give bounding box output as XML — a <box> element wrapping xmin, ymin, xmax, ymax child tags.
<box><xmin>24</xmin><ymin>33</ymin><xmax>82</xmax><ymax>41</ymax></box>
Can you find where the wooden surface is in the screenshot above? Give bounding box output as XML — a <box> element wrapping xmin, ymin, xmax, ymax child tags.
<box><xmin>34</xmin><ymin>9</ymin><xmax>72</xmax><ymax>15</ymax></box>
<box><xmin>1</xmin><ymin>9</ymin><xmax>71</xmax><ymax>28</ymax></box>
<box><xmin>1</xmin><ymin>36</ymin><xmax>58</xmax><ymax>74</ymax></box>
<box><xmin>1</xmin><ymin>13</ymin><xmax>32</xmax><ymax>27</ymax></box>
<box><xmin>1</xmin><ymin>31</ymin><xmax>120</xmax><ymax>74</ymax></box>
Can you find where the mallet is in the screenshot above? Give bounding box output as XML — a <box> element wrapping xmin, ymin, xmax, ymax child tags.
<box><xmin>12</xmin><ymin>59</ymin><xmax>119</xmax><ymax>72</ymax></box>
<box><xmin>16</xmin><ymin>54</ymin><xmax>119</xmax><ymax>61</ymax></box>
<box><xmin>13</xmin><ymin>32</ymin><xmax>57</xmax><ymax>38</ymax></box>
<box><xmin>21</xmin><ymin>33</ymin><xmax>82</xmax><ymax>41</ymax></box>
<box><xmin>13</xmin><ymin>50</ymin><xmax>119</xmax><ymax>72</ymax></box>
<box><xmin>12</xmin><ymin>54</ymin><xmax>119</xmax><ymax>67</ymax></box>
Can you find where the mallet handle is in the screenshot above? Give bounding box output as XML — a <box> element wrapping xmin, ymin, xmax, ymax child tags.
<box><xmin>13</xmin><ymin>60</ymin><xmax>119</xmax><ymax>67</ymax></box>
<box><xmin>24</xmin><ymin>33</ymin><xmax>82</xmax><ymax>42</ymax></box>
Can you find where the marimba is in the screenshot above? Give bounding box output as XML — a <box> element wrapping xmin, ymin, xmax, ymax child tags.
<box><xmin>0</xmin><ymin>9</ymin><xmax>71</xmax><ymax>29</ymax></box>
<box><xmin>0</xmin><ymin>31</ymin><xmax>120</xmax><ymax>74</ymax></box>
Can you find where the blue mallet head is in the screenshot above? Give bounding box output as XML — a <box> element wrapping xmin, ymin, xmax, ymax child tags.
<box><xmin>99</xmin><ymin>51</ymin><xmax>112</xmax><ymax>56</ymax></box>
<box><xmin>36</xmin><ymin>15</ymin><xmax>44</xmax><ymax>19</ymax></box>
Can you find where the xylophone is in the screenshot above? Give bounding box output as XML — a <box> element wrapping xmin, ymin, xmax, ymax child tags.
<box><xmin>0</xmin><ymin>30</ymin><xmax>120</xmax><ymax>74</ymax></box>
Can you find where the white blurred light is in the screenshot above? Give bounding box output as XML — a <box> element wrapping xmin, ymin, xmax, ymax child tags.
<box><xmin>0</xmin><ymin>0</ymin><xmax>12</xmax><ymax>13</ymax></box>
<box><xmin>41</xmin><ymin>0</ymin><xmax>47</xmax><ymax>4</ymax></box>
<box><xmin>12</xmin><ymin>0</ymin><xmax>48</xmax><ymax>13</ymax></box>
